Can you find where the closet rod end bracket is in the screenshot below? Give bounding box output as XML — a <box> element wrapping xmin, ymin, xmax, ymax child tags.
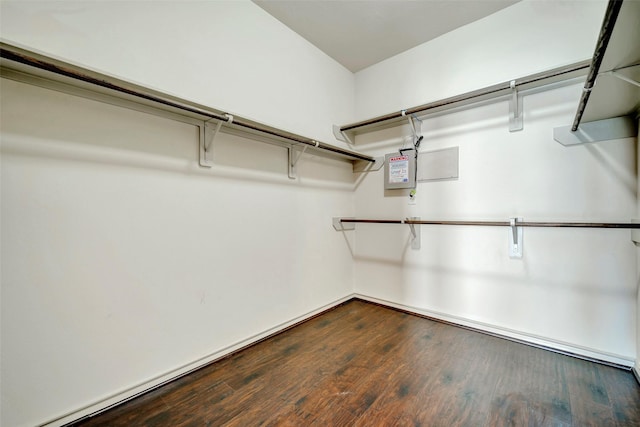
<box><xmin>199</xmin><ymin>121</ymin><xmax>218</xmax><ymax>167</ymax></box>
<box><xmin>333</xmin><ymin>217</ymin><xmax>355</xmax><ymax>231</ymax></box>
<box><xmin>333</xmin><ymin>124</ymin><xmax>355</xmax><ymax>146</ymax></box>
<box><xmin>406</xmin><ymin>217</ymin><xmax>421</xmax><ymax>250</ymax></box>
<box><xmin>509</xmin><ymin>80</ymin><xmax>523</xmax><ymax>132</ymax></box>
<box><xmin>509</xmin><ymin>217</ymin><xmax>523</xmax><ymax>258</ymax></box>
<box><xmin>631</xmin><ymin>219</ymin><xmax>640</xmax><ymax>246</ymax></box>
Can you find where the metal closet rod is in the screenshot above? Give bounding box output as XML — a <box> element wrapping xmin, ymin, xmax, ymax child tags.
<box><xmin>571</xmin><ymin>0</ymin><xmax>624</xmax><ymax>132</ymax></box>
<box><xmin>339</xmin><ymin>60</ymin><xmax>591</xmax><ymax>133</ymax></box>
<box><xmin>340</xmin><ymin>218</ymin><xmax>640</xmax><ymax>229</ymax></box>
<box><xmin>0</xmin><ymin>43</ymin><xmax>374</xmax><ymax>163</ymax></box>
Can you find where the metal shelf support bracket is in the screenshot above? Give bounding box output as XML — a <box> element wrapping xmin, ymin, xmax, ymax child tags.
<box><xmin>509</xmin><ymin>81</ymin><xmax>523</xmax><ymax>132</ymax></box>
<box><xmin>288</xmin><ymin>141</ymin><xmax>317</xmax><ymax>179</ymax></box>
<box><xmin>631</xmin><ymin>219</ymin><xmax>640</xmax><ymax>245</ymax></box>
<box><xmin>608</xmin><ymin>70</ymin><xmax>640</xmax><ymax>88</ymax></box>
<box><xmin>553</xmin><ymin>116</ymin><xmax>636</xmax><ymax>146</ymax></box>
<box><xmin>405</xmin><ymin>217</ymin><xmax>421</xmax><ymax>250</ymax></box>
<box><xmin>353</xmin><ymin>156</ymin><xmax>385</xmax><ymax>173</ymax></box>
<box><xmin>200</xmin><ymin>114</ymin><xmax>234</xmax><ymax>167</ymax></box>
<box><xmin>332</xmin><ymin>124</ymin><xmax>355</xmax><ymax>146</ymax></box>
<box><xmin>288</xmin><ymin>144</ymin><xmax>306</xmax><ymax>179</ymax></box>
<box><xmin>509</xmin><ymin>217</ymin><xmax>523</xmax><ymax>258</ymax></box>
<box><xmin>333</xmin><ymin>217</ymin><xmax>356</xmax><ymax>231</ymax></box>
<box><xmin>404</xmin><ymin>111</ymin><xmax>423</xmax><ymax>142</ymax></box>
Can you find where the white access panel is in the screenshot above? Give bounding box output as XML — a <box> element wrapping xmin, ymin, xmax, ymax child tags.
<box><xmin>417</xmin><ymin>146</ymin><xmax>459</xmax><ymax>182</ymax></box>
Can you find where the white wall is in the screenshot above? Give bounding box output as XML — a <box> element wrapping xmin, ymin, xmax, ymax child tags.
<box><xmin>0</xmin><ymin>1</ymin><xmax>356</xmax><ymax>426</ymax></box>
<box><xmin>2</xmin><ymin>0</ymin><xmax>637</xmax><ymax>425</ymax></box>
<box><xmin>0</xmin><ymin>0</ymin><xmax>354</xmax><ymax>143</ymax></box>
<box><xmin>353</xmin><ymin>84</ymin><xmax>636</xmax><ymax>363</ymax></box>
<box><xmin>0</xmin><ymin>76</ymin><xmax>355</xmax><ymax>427</ymax></box>
<box><xmin>352</xmin><ymin>0</ymin><xmax>636</xmax><ymax>364</ymax></box>
<box><xmin>355</xmin><ymin>0</ymin><xmax>607</xmax><ymax>119</ymax></box>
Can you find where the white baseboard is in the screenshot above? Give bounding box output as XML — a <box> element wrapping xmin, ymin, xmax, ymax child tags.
<box><xmin>43</xmin><ymin>294</ymin><xmax>353</xmax><ymax>427</ymax></box>
<box><xmin>354</xmin><ymin>293</ymin><xmax>635</xmax><ymax>369</ymax></box>
<box><xmin>633</xmin><ymin>366</ymin><xmax>640</xmax><ymax>386</ymax></box>
<box><xmin>46</xmin><ymin>293</ymin><xmax>636</xmax><ymax>426</ymax></box>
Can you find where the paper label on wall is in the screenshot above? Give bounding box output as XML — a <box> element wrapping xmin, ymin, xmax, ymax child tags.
<box><xmin>388</xmin><ymin>155</ymin><xmax>410</xmax><ymax>183</ymax></box>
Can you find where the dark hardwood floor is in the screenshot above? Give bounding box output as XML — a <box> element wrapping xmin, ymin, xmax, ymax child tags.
<box><xmin>71</xmin><ymin>299</ymin><xmax>640</xmax><ymax>426</ymax></box>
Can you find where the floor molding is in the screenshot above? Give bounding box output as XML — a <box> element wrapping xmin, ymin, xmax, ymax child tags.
<box><xmin>59</xmin><ymin>293</ymin><xmax>636</xmax><ymax>426</ymax></box>
<box><xmin>353</xmin><ymin>294</ymin><xmax>634</xmax><ymax>370</ymax></box>
<box><xmin>55</xmin><ymin>295</ymin><xmax>353</xmax><ymax>427</ymax></box>
<box><xmin>66</xmin><ymin>297</ymin><xmax>640</xmax><ymax>426</ymax></box>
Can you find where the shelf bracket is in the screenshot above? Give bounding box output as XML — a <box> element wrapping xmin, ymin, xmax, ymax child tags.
<box><xmin>553</xmin><ymin>116</ymin><xmax>637</xmax><ymax>146</ymax></box>
<box><xmin>405</xmin><ymin>217</ymin><xmax>421</xmax><ymax>250</ymax></box>
<box><xmin>631</xmin><ymin>219</ymin><xmax>640</xmax><ymax>245</ymax></box>
<box><xmin>509</xmin><ymin>217</ymin><xmax>523</xmax><ymax>258</ymax></box>
<box><xmin>332</xmin><ymin>124</ymin><xmax>355</xmax><ymax>146</ymax></box>
<box><xmin>607</xmin><ymin>70</ymin><xmax>640</xmax><ymax>88</ymax></box>
<box><xmin>353</xmin><ymin>156</ymin><xmax>385</xmax><ymax>173</ymax></box>
<box><xmin>288</xmin><ymin>142</ymin><xmax>314</xmax><ymax>179</ymax></box>
<box><xmin>333</xmin><ymin>217</ymin><xmax>355</xmax><ymax>231</ymax></box>
<box><xmin>200</xmin><ymin>114</ymin><xmax>234</xmax><ymax>167</ymax></box>
<box><xmin>509</xmin><ymin>80</ymin><xmax>523</xmax><ymax>132</ymax></box>
<box><xmin>403</xmin><ymin>111</ymin><xmax>423</xmax><ymax>143</ymax></box>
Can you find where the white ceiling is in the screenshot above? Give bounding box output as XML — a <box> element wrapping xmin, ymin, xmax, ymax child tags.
<box><xmin>253</xmin><ymin>0</ymin><xmax>521</xmax><ymax>72</ymax></box>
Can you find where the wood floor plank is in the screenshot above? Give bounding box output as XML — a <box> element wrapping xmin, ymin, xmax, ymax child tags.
<box><xmin>289</xmin><ymin>308</ymin><xmax>413</xmax><ymax>423</ymax></box>
<box><xmin>488</xmin><ymin>337</ymin><xmax>575</xmax><ymax>426</ymax></box>
<box><xmin>353</xmin><ymin>318</ymin><xmax>444</xmax><ymax>425</ymax></box>
<box><xmin>599</xmin><ymin>362</ymin><xmax>640</xmax><ymax>426</ymax></box>
<box><xmin>77</xmin><ymin>384</ymin><xmax>172</xmax><ymax>427</ymax></box>
<box><xmin>563</xmin><ymin>356</ymin><xmax>616</xmax><ymax>427</ymax></box>
<box><xmin>71</xmin><ymin>299</ymin><xmax>640</xmax><ymax>427</ymax></box>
